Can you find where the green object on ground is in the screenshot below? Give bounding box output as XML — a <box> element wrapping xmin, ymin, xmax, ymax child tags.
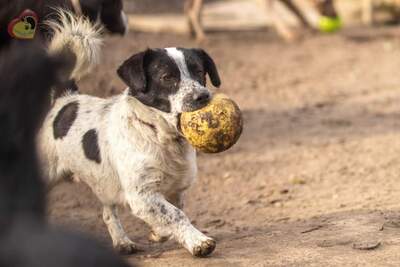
<box><xmin>318</xmin><ymin>16</ymin><xmax>342</xmax><ymax>33</ymax></box>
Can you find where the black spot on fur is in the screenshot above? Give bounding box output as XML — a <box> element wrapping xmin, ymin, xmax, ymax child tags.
<box><xmin>82</xmin><ymin>129</ymin><xmax>101</xmax><ymax>164</ymax></box>
<box><xmin>53</xmin><ymin>101</ymin><xmax>79</xmax><ymax>139</ymax></box>
<box><xmin>101</xmin><ymin>102</ymin><xmax>112</xmax><ymax>115</ymax></box>
<box><xmin>174</xmin><ymin>208</ymin><xmax>185</xmax><ymax>222</ymax></box>
<box><xmin>160</xmin><ymin>204</ymin><xmax>167</xmax><ymax>215</ymax></box>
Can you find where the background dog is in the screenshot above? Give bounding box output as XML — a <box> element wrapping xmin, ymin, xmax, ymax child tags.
<box><xmin>42</xmin><ymin>0</ymin><xmax>128</xmax><ymax>36</ymax></box>
<box><xmin>185</xmin><ymin>0</ymin><xmax>338</xmax><ymax>41</ymax></box>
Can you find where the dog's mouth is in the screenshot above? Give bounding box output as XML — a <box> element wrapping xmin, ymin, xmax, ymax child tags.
<box><xmin>181</xmin><ymin>100</ymin><xmax>209</xmax><ymax>113</ymax></box>
<box><xmin>181</xmin><ymin>90</ymin><xmax>211</xmax><ymax>113</ymax></box>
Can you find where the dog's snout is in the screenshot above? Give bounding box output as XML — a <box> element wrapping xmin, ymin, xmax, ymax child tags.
<box><xmin>194</xmin><ymin>91</ymin><xmax>210</xmax><ymax>105</ymax></box>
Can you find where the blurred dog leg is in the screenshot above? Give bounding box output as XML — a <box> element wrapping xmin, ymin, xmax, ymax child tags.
<box><xmin>185</xmin><ymin>0</ymin><xmax>206</xmax><ymax>42</ymax></box>
<box><xmin>266</xmin><ymin>0</ymin><xmax>297</xmax><ymax>41</ymax></box>
<box><xmin>280</xmin><ymin>0</ymin><xmax>313</xmax><ymax>28</ymax></box>
<box><xmin>362</xmin><ymin>0</ymin><xmax>373</xmax><ymax>25</ymax></box>
<box><xmin>312</xmin><ymin>0</ymin><xmax>338</xmax><ymax>18</ymax></box>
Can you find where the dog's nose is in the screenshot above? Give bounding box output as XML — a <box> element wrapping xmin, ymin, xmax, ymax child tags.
<box><xmin>194</xmin><ymin>92</ymin><xmax>210</xmax><ymax>105</ymax></box>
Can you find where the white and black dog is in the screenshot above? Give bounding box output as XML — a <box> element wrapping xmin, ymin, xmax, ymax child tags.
<box><xmin>38</xmin><ymin>11</ymin><xmax>221</xmax><ymax>257</ymax></box>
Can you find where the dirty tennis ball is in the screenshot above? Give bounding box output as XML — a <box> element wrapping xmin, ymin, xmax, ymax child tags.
<box><xmin>180</xmin><ymin>94</ymin><xmax>243</xmax><ymax>153</ymax></box>
<box><xmin>318</xmin><ymin>16</ymin><xmax>342</xmax><ymax>33</ymax></box>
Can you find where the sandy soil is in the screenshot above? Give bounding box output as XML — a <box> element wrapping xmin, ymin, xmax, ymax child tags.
<box><xmin>48</xmin><ymin>27</ymin><xmax>400</xmax><ymax>266</ymax></box>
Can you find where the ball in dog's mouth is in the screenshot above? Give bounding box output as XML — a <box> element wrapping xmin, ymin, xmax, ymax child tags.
<box><xmin>179</xmin><ymin>94</ymin><xmax>243</xmax><ymax>153</ymax></box>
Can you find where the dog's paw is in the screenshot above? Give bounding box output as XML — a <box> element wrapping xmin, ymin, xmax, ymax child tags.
<box><xmin>148</xmin><ymin>230</ymin><xmax>170</xmax><ymax>243</ymax></box>
<box><xmin>192</xmin><ymin>238</ymin><xmax>216</xmax><ymax>257</ymax></box>
<box><xmin>115</xmin><ymin>240</ymin><xmax>142</xmax><ymax>255</ymax></box>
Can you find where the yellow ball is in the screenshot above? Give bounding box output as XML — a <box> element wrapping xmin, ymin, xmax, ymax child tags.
<box><xmin>180</xmin><ymin>94</ymin><xmax>243</xmax><ymax>153</ymax></box>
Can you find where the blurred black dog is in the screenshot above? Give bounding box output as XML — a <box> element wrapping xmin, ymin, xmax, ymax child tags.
<box><xmin>0</xmin><ymin>41</ymin><xmax>130</xmax><ymax>267</ymax></box>
<box><xmin>0</xmin><ymin>43</ymin><xmax>56</xmax><ymax>230</ymax></box>
<box><xmin>0</xmin><ymin>2</ymin><xmax>130</xmax><ymax>266</ymax></box>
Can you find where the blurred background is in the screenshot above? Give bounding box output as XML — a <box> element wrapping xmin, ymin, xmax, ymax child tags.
<box><xmin>51</xmin><ymin>0</ymin><xmax>400</xmax><ymax>266</ymax></box>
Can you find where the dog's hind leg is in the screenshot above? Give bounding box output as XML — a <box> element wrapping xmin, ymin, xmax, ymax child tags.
<box><xmin>102</xmin><ymin>205</ymin><xmax>140</xmax><ymax>255</ymax></box>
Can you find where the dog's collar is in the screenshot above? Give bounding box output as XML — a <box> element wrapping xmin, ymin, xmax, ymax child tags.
<box><xmin>71</xmin><ymin>0</ymin><xmax>83</xmax><ymax>15</ymax></box>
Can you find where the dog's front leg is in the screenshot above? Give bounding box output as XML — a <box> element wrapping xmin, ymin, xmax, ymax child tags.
<box><xmin>148</xmin><ymin>192</ymin><xmax>185</xmax><ymax>243</ymax></box>
<box><xmin>103</xmin><ymin>205</ymin><xmax>140</xmax><ymax>255</ymax></box>
<box><xmin>127</xmin><ymin>191</ymin><xmax>215</xmax><ymax>257</ymax></box>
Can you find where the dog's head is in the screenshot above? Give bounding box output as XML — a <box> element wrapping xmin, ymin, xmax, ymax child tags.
<box><xmin>80</xmin><ymin>0</ymin><xmax>127</xmax><ymax>35</ymax></box>
<box><xmin>117</xmin><ymin>47</ymin><xmax>221</xmax><ymax>114</ymax></box>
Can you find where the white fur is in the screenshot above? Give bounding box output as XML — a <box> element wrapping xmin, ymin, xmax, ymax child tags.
<box><xmin>166</xmin><ymin>48</ymin><xmax>191</xmax><ymax>78</ymax></box>
<box><xmin>46</xmin><ymin>9</ymin><xmax>103</xmax><ymax>81</ymax></box>
<box><xmin>165</xmin><ymin>48</ymin><xmax>211</xmax><ymax>114</ymax></box>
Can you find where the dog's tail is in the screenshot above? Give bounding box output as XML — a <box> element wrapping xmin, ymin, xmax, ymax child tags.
<box><xmin>46</xmin><ymin>9</ymin><xmax>103</xmax><ymax>81</ymax></box>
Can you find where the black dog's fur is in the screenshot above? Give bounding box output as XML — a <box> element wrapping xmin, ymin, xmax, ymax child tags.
<box><xmin>0</xmin><ymin>219</ymin><xmax>129</xmax><ymax>267</ymax></box>
<box><xmin>0</xmin><ymin>3</ymin><xmax>130</xmax><ymax>265</ymax></box>
<box><xmin>41</xmin><ymin>0</ymin><xmax>127</xmax><ymax>36</ymax></box>
<box><xmin>0</xmin><ymin>12</ymin><xmax>129</xmax><ymax>267</ymax></box>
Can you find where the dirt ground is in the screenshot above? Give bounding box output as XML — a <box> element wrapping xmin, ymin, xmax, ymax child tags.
<box><xmin>47</xmin><ymin>26</ymin><xmax>400</xmax><ymax>266</ymax></box>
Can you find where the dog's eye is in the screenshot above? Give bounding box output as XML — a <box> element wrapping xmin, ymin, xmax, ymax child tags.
<box><xmin>197</xmin><ymin>70</ymin><xmax>204</xmax><ymax>76</ymax></box>
<box><xmin>162</xmin><ymin>74</ymin><xmax>174</xmax><ymax>82</ymax></box>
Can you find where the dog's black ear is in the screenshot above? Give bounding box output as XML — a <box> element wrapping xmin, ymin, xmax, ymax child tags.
<box><xmin>194</xmin><ymin>49</ymin><xmax>221</xmax><ymax>87</ymax></box>
<box><xmin>117</xmin><ymin>50</ymin><xmax>150</xmax><ymax>95</ymax></box>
